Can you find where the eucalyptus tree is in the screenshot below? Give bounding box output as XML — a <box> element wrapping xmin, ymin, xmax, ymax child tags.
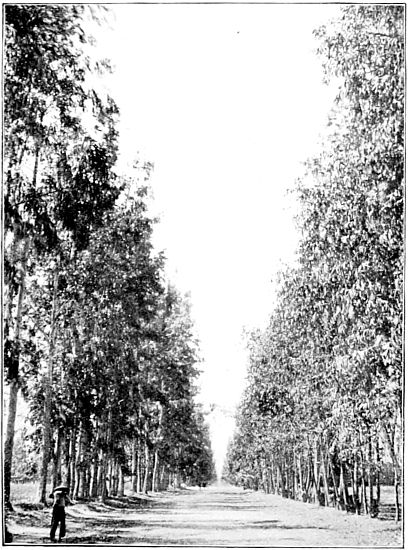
<box><xmin>30</xmin><ymin>184</ymin><xmax>164</xmax><ymax>501</ymax></box>
<box><xmin>140</xmin><ymin>285</ymin><xmax>204</xmax><ymax>491</ymax></box>
<box><xmin>22</xmin><ymin>177</ymin><xmax>215</xmax><ymax>500</ymax></box>
<box><xmin>226</xmin><ymin>5</ymin><xmax>403</xmax><ymax>519</ymax></box>
<box><xmin>311</xmin><ymin>4</ymin><xmax>404</xmax><ymax>516</ymax></box>
<box><xmin>4</xmin><ymin>5</ymin><xmax>121</xmax><ymax>507</ymax></box>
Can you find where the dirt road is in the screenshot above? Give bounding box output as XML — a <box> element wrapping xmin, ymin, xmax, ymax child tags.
<box><xmin>9</xmin><ymin>483</ymin><xmax>402</xmax><ymax>547</ymax></box>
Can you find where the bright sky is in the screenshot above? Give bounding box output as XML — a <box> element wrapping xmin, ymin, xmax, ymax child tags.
<box><xmin>97</xmin><ymin>4</ymin><xmax>340</xmax><ymax>476</ymax></box>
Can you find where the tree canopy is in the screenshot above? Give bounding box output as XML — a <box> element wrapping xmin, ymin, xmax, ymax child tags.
<box><xmin>4</xmin><ymin>5</ymin><xmax>215</xmax><ymax>508</ymax></box>
<box><xmin>225</xmin><ymin>5</ymin><xmax>403</xmax><ymax>520</ymax></box>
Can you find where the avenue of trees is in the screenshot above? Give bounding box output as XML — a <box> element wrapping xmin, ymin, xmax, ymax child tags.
<box><xmin>4</xmin><ymin>5</ymin><xmax>215</xmax><ymax>509</ymax></box>
<box><xmin>225</xmin><ymin>6</ymin><xmax>403</xmax><ymax>521</ymax></box>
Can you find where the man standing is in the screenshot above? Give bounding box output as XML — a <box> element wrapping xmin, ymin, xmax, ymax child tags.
<box><xmin>49</xmin><ymin>486</ymin><xmax>73</xmax><ymax>543</ymax></box>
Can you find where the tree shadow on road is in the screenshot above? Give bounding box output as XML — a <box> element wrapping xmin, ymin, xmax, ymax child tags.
<box><xmin>249</xmin><ymin>521</ymin><xmax>328</xmax><ymax>530</ymax></box>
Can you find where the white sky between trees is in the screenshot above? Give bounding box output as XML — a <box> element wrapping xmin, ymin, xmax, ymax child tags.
<box><xmin>95</xmin><ymin>3</ymin><xmax>341</xmax><ymax>477</ymax></box>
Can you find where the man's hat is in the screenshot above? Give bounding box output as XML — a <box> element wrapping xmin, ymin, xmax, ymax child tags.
<box><xmin>53</xmin><ymin>485</ymin><xmax>69</xmax><ymax>493</ymax></box>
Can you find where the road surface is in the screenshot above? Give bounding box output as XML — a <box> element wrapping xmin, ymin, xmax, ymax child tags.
<box><xmin>9</xmin><ymin>483</ymin><xmax>402</xmax><ymax>546</ymax></box>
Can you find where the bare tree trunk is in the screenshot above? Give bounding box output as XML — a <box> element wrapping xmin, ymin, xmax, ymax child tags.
<box><xmin>37</xmin><ymin>266</ymin><xmax>59</xmax><ymax>504</ymax></box>
<box><xmin>90</xmin><ymin>448</ymin><xmax>99</xmax><ymax>499</ymax></box>
<box><xmin>68</xmin><ymin>425</ymin><xmax>77</xmax><ymax>495</ymax></box>
<box><xmin>143</xmin><ymin>442</ymin><xmax>150</xmax><ymax>494</ymax></box>
<box><xmin>118</xmin><ymin>465</ymin><xmax>125</xmax><ymax>497</ymax></box>
<box><xmin>112</xmin><ymin>460</ymin><xmax>119</xmax><ymax>496</ymax></box>
<box><xmin>86</xmin><ymin>467</ymin><xmax>92</xmax><ymax>499</ymax></box>
<box><xmin>376</xmin><ymin>439</ymin><xmax>381</xmax><ymax>506</ymax></box>
<box><xmin>367</xmin><ymin>437</ymin><xmax>374</xmax><ymax>514</ymax></box>
<box><xmin>276</xmin><ymin>463</ymin><xmax>282</xmax><ymax>495</ymax></box>
<box><xmin>352</xmin><ymin>455</ymin><xmax>360</xmax><ymax>515</ymax></box>
<box><xmin>106</xmin><ymin>459</ymin><xmax>113</xmax><ymax>496</ymax></box>
<box><xmin>152</xmin><ymin>402</ymin><xmax>164</xmax><ymax>493</ymax></box>
<box><xmin>339</xmin><ymin>462</ymin><xmax>350</xmax><ymax>510</ymax></box>
<box><xmin>159</xmin><ymin>464</ymin><xmax>167</xmax><ymax>491</ymax></box>
<box><xmin>298</xmin><ymin>454</ymin><xmax>303</xmax><ymax>499</ymax></box>
<box><xmin>328</xmin><ymin>456</ymin><xmax>339</xmax><ymax>507</ymax></box>
<box><xmin>74</xmin><ymin>419</ymin><xmax>90</xmax><ymax>499</ymax></box>
<box><xmin>4</xmin><ymin>237</ymin><xmax>30</xmax><ymax>509</ymax></box>
<box><xmin>292</xmin><ymin>450</ymin><xmax>297</xmax><ymax>499</ymax></box>
<box><xmin>131</xmin><ymin>440</ymin><xmax>138</xmax><ymax>492</ymax></box>
<box><xmin>313</xmin><ymin>439</ymin><xmax>320</xmax><ymax>504</ymax></box>
<box><xmin>4</xmin><ymin>381</ymin><xmax>19</xmax><ymax>510</ymax></box>
<box><xmin>284</xmin><ymin>457</ymin><xmax>289</xmax><ymax>498</ymax></box>
<box><xmin>136</xmin><ymin>447</ymin><xmax>142</xmax><ymax>493</ymax></box>
<box><xmin>174</xmin><ymin>470</ymin><xmax>181</xmax><ymax>490</ymax></box>
<box><xmin>53</xmin><ymin>427</ymin><xmax>63</xmax><ymax>488</ymax></box>
<box><xmin>61</xmin><ymin>429</ymin><xmax>70</xmax><ymax>487</ymax></box>
<box><xmin>381</xmin><ymin>421</ymin><xmax>401</xmax><ymax>522</ymax></box>
<box><xmin>360</xmin><ymin>460</ymin><xmax>368</xmax><ymax>515</ymax></box>
<box><xmin>321</xmin><ymin>458</ymin><xmax>330</xmax><ymax>507</ymax></box>
<box><xmin>393</xmin><ymin>467</ymin><xmax>401</xmax><ymax>522</ymax></box>
<box><xmin>152</xmin><ymin>450</ymin><xmax>160</xmax><ymax>492</ymax></box>
<box><xmin>98</xmin><ymin>450</ymin><xmax>108</xmax><ymax>502</ymax></box>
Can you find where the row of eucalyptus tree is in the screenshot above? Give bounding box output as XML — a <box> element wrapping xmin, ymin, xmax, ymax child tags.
<box><xmin>4</xmin><ymin>5</ymin><xmax>215</xmax><ymax>509</ymax></box>
<box><xmin>225</xmin><ymin>5</ymin><xmax>403</xmax><ymax>521</ymax></box>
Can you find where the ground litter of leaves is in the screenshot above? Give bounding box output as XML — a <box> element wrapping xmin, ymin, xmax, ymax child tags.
<box><xmin>7</xmin><ymin>484</ymin><xmax>402</xmax><ymax>547</ymax></box>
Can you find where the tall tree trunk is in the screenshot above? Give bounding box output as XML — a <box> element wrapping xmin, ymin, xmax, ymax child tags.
<box><xmin>53</xmin><ymin>426</ymin><xmax>64</xmax><ymax>488</ymax></box>
<box><xmin>298</xmin><ymin>454</ymin><xmax>303</xmax><ymax>499</ymax></box>
<box><xmin>152</xmin><ymin>450</ymin><xmax>160</xmax><ymax>492</ymax></box>
<box><xmin>97</xmin><ymin>450</ymin><xmax>108</xmax><ymax>502</ymax></box>
<box><xmin>375</xmin><ymin>439</ymin><xmax>381</xmax><ymax>506</ymax></box>
<box><xmin>151</xmin><ymin>402</ymin><xmax>164</xmax><ymax>493</ymax></box>
<box><xmin>292</xmin><ymin>450</ymin><xmax>297</xmax><ymax>499</ymax></box>
<box><xmin>106</xmin><ymin>459</ymin><xmax>113</xmax><ymax>496</ymax></box>
<box><xmin>270</xmin><ymin>458</ymin><xmax>276</xmax><ymax>494</ymax></box>
<box><xmin>112</xmin><ymin>460</ymin><xmax>119</xmax><ymax>497</ymax></box>
<box><xmin>304</xmin><ymin>453</ymin><xmax>312</xmax><ymax>501</ymax></box>
<box><xmin>90</xmin><ymin>433</ymin><xmax>100</xmax><ymax>499</ymax></box>
<box><xmin>91</xmin><ymin>453</ymin><xmax>99</xmax><ymax>499</ymax></box>
<box><xmin>276</xmin><ymin>463</ymin><xmax>282</xmax><ymax>495</ymax></box>
<box><xmin>143</xmin><ymin>442</ymin><xmax>150</xmax><ymax>494</ymax></box>
<box><xmin>4</xmin><ymin>237</ymin><xmax>30</xmax><ymax>509</ymax></box>
<box><xmin>328</xmin><ymin>456</ymin><xmax>339</xmax><ymax>507</ymax></box>
<box><xmin>174</xmin><ymin>470</ymin><xmax>181</xmax><ymax>490</ymax></box>
<box><xmin>284</xmin><ymin>457</ymin><xmax>289</xmax><ymax>498</ymax></box>
<box><xmin>367</xmin><ymin>437</ymin><xmax>374</xmax><ymax>515</ymax></box>
<box><xmin>352</xmin><ymin>455</ymin><xmax>360</xmax><ymax>514</ymax></box>
<box><xmin>75</xmin><ymin>422</ymin><xmax>90</xmax><ymax>499</ymax></box>
<box><xmin>313</xmin><ymin>438</ymin><xmax>320</xmax><ymax>504</ymax></box>
<box><xmin>118</xmin><ymin>464</ymin><xmax>125</xmax><ymax>497</ymax></box>
<box><xmin>131</xmin><ymin>439</ymin><xmax>138</xmax><ymax>492</ymax></box>
<box><xmin>360</xmin><ymin>457</ymin><xmax>368</xmax><ymax>515</ymax></box>
<box><xmin>339</xmin><ymin>462</ymin><xmax>349</xmax><ymax>510</ymax></box>
<box><xmin>61</xmin><ymin>429</ymin><xmax>70</xmax><ymax>488</ymax></box>
<box><xmin>393</xmin><ymin>467</ymin><xmax>400</xmax><ymax>522</ymax></box>
<box><xmin>4</xmin><ymin>381</ymin><xmax>19</xmax><ymax>510</ymax></box>
<box><xmin>136</xmin><ymin>446</ymin><xmax>142</xmax><ymax>493</ymax></box>
<box><xmin>37</xmin><ymin>265</ymin><xmax>59</xmax><ymax>504</ymax></box>
<box><xmin>380</xmin><ymin>421</ymin><xmax>401</xmax><ymax>522</ymax></box>
<box><xmin>160</xmin><ymin>464</ymin><xmax>167</xmax><ymax>491</ymax></box>
<box><xmin>321</xmin><ymin>457</ymin><xmax>330</xmax><ymax>507</ymax></box>
<box><xmin>68</xmin><ymin>424</ymin><xmax>77</xmax><ymax>495</ymax></box>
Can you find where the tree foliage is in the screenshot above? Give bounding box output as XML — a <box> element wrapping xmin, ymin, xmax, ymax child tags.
<box><xmin>4</xmin><ymin>5</ymin><xmax>215</xmax><ymax>507</ymax></box>
<box><xmin>225</xmin><ymin>5</ymin><xmax>403</xmax><ymax>520</ymax></box>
